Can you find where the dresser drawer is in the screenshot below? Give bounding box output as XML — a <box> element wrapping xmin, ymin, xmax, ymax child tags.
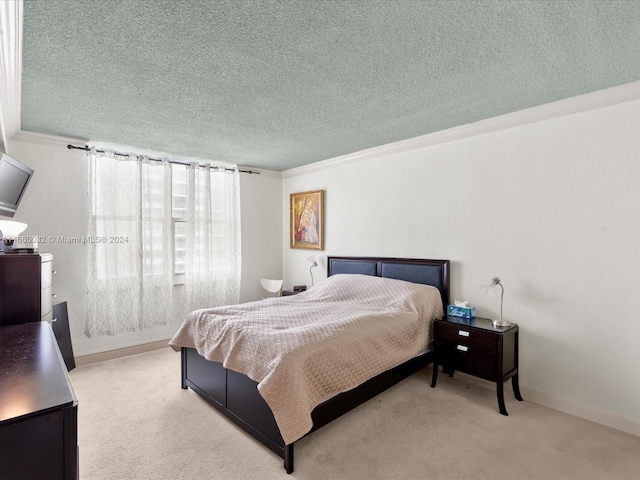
<box><xmin>435</xmin><ymin>321</ymin><xmax>496</xmax><ymax>352</ymax></box>
<box><xmin>41</xmin><ymin>285</ymin><xmax>53</xmax><ymax>318</ymax></box>
<box><xmin>41</xmin><ymin>258</ymin><xmax>53</xmax><ymax>289</ymax></box>
<box><xmin>436</xmin><ymin>341</ymin><xmax>497</xmax><ymax>381</ymax></box>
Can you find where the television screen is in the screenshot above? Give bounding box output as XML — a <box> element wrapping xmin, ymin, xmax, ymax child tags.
<box><xmin>0</xmin><ymin>154</ymin><xmax>34</xmax><ymax>217</ymax></box>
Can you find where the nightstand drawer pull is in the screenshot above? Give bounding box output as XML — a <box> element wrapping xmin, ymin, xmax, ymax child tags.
<box><xmin>458</xmin><ymin>330</ymin><xmax>470</xmax><ymax>337</ymax></box>
<box><xmin>456</xmin><ymin>345</ymin><xmax>469</xmax><ymax>352</ymax></box>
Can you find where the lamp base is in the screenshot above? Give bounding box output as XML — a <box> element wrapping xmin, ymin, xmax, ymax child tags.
<box><xmin>492</xmin><ymin>318</ymin><xmax>511</xmax><ymax>327</ymax></box>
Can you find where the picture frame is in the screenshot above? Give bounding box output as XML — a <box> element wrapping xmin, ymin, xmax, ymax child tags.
<box><xmin>290</xmin><ymin>190</ymin><xmax>324</xmax><ymax>250</ymax></box>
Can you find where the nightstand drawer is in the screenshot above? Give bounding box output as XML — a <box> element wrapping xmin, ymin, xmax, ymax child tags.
<box><xmin>437</xmin><ymin>342</ymin><xmax>496</xmax><ymax>381</ymax></box>
<box><xmin>434</xmin><ymin>322</ymin><xmax>496</xmax><ymax>352</ymax></box>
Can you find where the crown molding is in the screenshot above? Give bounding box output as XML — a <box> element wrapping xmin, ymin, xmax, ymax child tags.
<box><xmin>282</xmin><ymin>80</ymin><xmax>640</xmax><ymax>178</ymax></box>
<box><xmin>0</xmin><ymin>0</ymin><xmax>23</xmax><ymax>147</ymax></box>
<box><xmin>10</xmin><ymin>129</ymin><xmax>89</xmax><ymax>148</ymax></box>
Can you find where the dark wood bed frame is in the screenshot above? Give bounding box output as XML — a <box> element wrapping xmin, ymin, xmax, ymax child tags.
<box><xmin>180</xmin><ymin>256</ymin><xmax>450</xmax><ymax>473</ymax></box>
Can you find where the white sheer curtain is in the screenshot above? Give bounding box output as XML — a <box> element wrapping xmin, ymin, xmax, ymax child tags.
<box><xmin>182</xmin><ymin>164</ymin><xmax>241</xmax><ymax>314</ymax></box>
<box><xmin>86</xmin><ymin>148</ymin><xmax>174</xmax><ymax>336</ymax></box>
<box><xmin>0</xmin><ymin>0</ymin><xmax>22</xmax><ymax>148</ymax></box>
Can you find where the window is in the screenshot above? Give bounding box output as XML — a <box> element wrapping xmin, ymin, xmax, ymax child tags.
<box><xmin>86</xmin><ymin>150</ymin><xmax>240</xmax><ymax>336</ymax></box>
<box><xmin>172</xmin><ymin>164</ymin><xmax>187</xmax><ymax>278</ymax></box>
<box><xmin>90</xmin><ymin>156</ymin><xmax>170</xmax><ymax>281</ymax></box>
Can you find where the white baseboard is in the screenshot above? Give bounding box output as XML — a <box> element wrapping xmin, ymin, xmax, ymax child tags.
<box><xmin>74</xmin><ymin>338</ymin><xmax>171</xmax><ymax>366</ymax></box>
<box><xmin>438</xmin><ymin>368</ymin><xmax>640</xmax><ymax>438</ymax></box>
<box><xmin>520</xmin><ymin>386</ymin><xmax>640</xmax><ymax>438</ymax></box>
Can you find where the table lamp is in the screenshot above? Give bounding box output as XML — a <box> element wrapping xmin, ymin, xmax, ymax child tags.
<box><xmin>482</xmin><ymin>276</ymin><xmax>510</xmax><ymax>327</ymax></box>
<box><xmin>307</xmin><ymin>256</ymin><xmax>318</xmax><ymax>286</ymax></box>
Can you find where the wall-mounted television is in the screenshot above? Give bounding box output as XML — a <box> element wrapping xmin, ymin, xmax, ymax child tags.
<box><xmin>0</xmin><ymin>153</ymin><xmax>34</xmax><ymax>218</ymax></box>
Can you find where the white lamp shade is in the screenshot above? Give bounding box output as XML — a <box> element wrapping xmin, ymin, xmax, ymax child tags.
<box><xmin>0</xmin><ymin>220</ymin><xmax>28</xmax><ymax>238</ymax></box>
<box><xmin>481</xmin><ymin>276</ymin><xmax>501</xmax><ymax>295</ymax></box>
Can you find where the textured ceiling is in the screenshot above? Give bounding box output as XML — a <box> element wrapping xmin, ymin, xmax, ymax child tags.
<box><xmin>20</xmin><ymin>0</ymin><xmax>640</xmax><ymax>171</ymax></box>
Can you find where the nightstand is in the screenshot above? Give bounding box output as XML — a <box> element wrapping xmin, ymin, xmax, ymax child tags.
<box><xmin>431</xmin><ymin>316</ymin><xmax>523</xmax><ymax>415</ymax></box>
<box><xmin>282</xmin><ymin>289</ymin><xmax>304</xmax><ymax>296</ymax></box>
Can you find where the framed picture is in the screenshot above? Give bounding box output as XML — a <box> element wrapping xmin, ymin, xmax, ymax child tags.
<box><xmin>290</xmin><ymin>190</ymin><xmax>324</xmax><ymax>250</ymax></box>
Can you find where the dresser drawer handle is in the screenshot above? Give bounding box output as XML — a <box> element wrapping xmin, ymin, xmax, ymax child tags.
<box><xmin>458</xmin><ymin>330</ymin><xmax>470</xmax><ymax>337</ymax></box>
<box><xmin>456</xmin><ymin>345</ymin><xmax>469</xmax><ymax>352</ymax></box>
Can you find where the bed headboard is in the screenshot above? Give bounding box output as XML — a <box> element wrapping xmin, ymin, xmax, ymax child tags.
<box><xmin>327</xmin><ymin>256</ymin><xmax>450</xmax><ymax>309</ymax></box>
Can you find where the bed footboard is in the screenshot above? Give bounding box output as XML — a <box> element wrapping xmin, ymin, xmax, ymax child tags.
<box><xmin>180</xmin><ymin>348</ymin><xmax>289</xmax><ymax>464</ymax></box>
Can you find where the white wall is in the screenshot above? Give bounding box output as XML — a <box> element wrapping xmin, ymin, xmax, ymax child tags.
<box><xmin>240</xmin><ymin>170</ymin><xmax>283</xmax><ymax>301</ymax></box>
<box><xmin>283</xmin><ymin>98</ymin><xmax>640</xmax><ymax>429</ymax></box>
<box><xmin>5</xmin><ymin>137</ymin><xmax>282</xmax><ymax>356</ymax></box>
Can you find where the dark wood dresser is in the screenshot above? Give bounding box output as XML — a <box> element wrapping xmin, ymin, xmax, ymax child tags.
<box><xmin>0</xmin><ymin>252</ymin><xmax>54</xmax><ymax>326</ymax></box>
<box><xmin>0</xmin><ymin>322</ymin><xmax>78</xmax><ymax>479</ymax></box>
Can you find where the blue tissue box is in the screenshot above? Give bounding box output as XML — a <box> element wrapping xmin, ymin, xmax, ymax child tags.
<box><xmin>447</xmin><ymin>305</ymin><xmax>476</xmax><ymax>319</ymax></box>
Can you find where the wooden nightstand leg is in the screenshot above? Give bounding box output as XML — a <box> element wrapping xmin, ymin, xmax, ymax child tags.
<box><xmin>497</xmin><ymin>381</ymin><xmax>508</xmax><ymax>416</ymax></box>
<box><xmin>431</xmin><ymin>362</ymin><xmax>438</xmax><ymax>388</ymax></box>
<box><xmin>512</xmin><ymin>374</ymin><xmax>523</xmax><ymax>401</ymax></box>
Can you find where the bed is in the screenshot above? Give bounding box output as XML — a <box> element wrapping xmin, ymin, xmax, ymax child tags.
<box><xmin>170</xmin><ymin>256</ymin><xmax>449</xmax><ymax>473</ymax></box>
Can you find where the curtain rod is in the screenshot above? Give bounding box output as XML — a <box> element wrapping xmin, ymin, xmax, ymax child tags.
<box><xmin>66</xmin><ymin>144</ymin><xmax>259</xmax><ymax>174</ymax></box>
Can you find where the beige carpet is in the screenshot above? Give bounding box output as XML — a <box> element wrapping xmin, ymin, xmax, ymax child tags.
<box><xmin>70</xmin><ymin>348</ymin><xmax>640</xmax><ymax>480</ymax></box>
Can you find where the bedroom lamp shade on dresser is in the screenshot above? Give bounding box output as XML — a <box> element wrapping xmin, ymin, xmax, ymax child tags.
<box><xmin>0</xmin><ymin>220</ymin><xmax>28</xmax><ymax>247</ymax></box>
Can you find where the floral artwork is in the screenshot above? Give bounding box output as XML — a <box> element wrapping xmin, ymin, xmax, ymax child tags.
<box><xmin>290</xmin><ymin>190</ymin><xmax>324</xmax><ymax>250</ymax></box>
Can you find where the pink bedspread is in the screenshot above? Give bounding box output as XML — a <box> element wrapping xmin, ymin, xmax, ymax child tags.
<box><xmin>169</xmin><ymin>274</ymin><xmax>443</xmax><ymax>444</ymax></box>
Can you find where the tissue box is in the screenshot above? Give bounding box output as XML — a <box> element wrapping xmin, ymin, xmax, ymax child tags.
<box><xmin>447</xmin><ymin>305</ymin><xmax>476</xmax><ymax>319</ymax></box>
